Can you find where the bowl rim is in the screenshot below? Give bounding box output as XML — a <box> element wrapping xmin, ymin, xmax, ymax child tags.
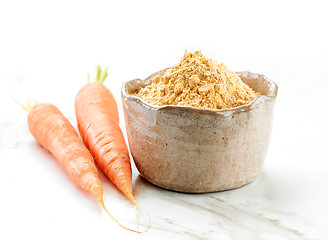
<box><xmin>121</xmin><ymin>70</ymin><xmax>278</xmax><ymax>117</ymax></box>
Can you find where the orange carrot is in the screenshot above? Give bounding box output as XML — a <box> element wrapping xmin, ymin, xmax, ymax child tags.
<box><xmin>75</xmin><ymin>66</ymin><xmax>136</xmax><ymax>206</ymax></box>
<box><xmin>28</xmin><ymin>103</ymin><xmax>103</xmax><ymax>200</ymax></box>
<box><xmin>25</xmin><ymin>101</ymin><xmax>142</xmax><ymax>232</ymax></box>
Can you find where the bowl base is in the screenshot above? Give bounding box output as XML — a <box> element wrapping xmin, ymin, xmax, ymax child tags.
<box><xmin>139</xmin><ymin>174</ymin><xmax>258</xmax><ymax>193</ymax></box>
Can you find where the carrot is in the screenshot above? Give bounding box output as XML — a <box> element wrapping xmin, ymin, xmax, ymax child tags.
<box><xmin>28</xmin><ymin>102</ymin><xmax>103</xmax><ymax>200</ymax></box>
<box><xmin>23</xmin><ymin>100</ymin><xmax>142</xmax><ymax>232</ymax></box>
<box><xmin>75</xmin><ymin>66</ymin><xmax>136</xmax><ymax>206</ymax></box>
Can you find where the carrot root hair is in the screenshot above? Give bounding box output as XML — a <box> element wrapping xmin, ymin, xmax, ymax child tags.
<box><xmin>134</xmin><ymin>205</ymin><xmax>141</xmax><ymax>232</ymax></box>
<box><xmin>97</xmin><ymin>197</ymin><xmax>150</xmax><ymax>233</ymax></box>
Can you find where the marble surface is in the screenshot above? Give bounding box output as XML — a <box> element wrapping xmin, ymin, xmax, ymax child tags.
<box><xmin>1</xmin><ymin>69</ymin><xmax>328</xmax><ymax>240</ymax></box>
<box><xmin>1</xmin><ymin>1</ymin><xmax>328</xmax><ymax>239</ymax></box>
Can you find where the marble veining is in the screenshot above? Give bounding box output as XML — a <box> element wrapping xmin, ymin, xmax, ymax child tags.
<box><xmin>97</xmin><ymin>172</ymin><xmax>327</xmax><ymax>240</ymax></box>
<box><xmin>1</xmin><ymin>115</ymin><xmax>328</xmax><ymax>239</ymax></box>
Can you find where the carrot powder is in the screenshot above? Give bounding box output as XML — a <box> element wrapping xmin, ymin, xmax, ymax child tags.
<box><xmin>23</xmin><ymin>100</ymin><xmax>145</xmax><ymax>232</ymax></box>
<box><xmin>134</xmin><ymin>50</ymin><xmax>259</xmax><ymax>109</ymax></box>
<box><xmin>75</xmin><ymin>66</ymin><xmax>136</xmax><ymax>206</ymax></box>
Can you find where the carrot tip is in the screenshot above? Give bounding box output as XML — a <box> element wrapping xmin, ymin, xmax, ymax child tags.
<box><xmin>128</xmin><ymin>194</ymin><xmax>138</xmax><ymax>207</ymax></box>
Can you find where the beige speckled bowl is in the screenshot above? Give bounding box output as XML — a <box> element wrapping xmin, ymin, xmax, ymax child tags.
<box><xmin>121</xmin><ymin>70</ymin><xmax>278</xmax><ymax>193</ymax></box>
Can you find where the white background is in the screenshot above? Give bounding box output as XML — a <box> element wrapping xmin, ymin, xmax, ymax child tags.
<box><xmin>1</xmin><ymin>1</ymin><xmax>327</xmax><ymax>239</ymax></box>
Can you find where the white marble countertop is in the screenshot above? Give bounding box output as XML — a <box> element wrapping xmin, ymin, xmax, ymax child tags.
<box><xmin>1</xmin><ymin>1</ymin><xmax>328</xmax><ymax>239</ymax></box>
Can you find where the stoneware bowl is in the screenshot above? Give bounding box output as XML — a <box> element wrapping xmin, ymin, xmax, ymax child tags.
<box><xmin>121</xmin><ymin>69</ymin><xmax>278</xmax><ymax>193</ymax></box>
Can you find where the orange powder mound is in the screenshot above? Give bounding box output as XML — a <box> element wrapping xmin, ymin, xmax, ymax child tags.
<box><xmin>134</xmin><ymin>50</ymin><xmax>259</xmax><ymax>109</ymax></box>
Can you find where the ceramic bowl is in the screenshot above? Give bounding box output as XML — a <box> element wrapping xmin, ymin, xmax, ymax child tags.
<box><xmin>121</xmin><ymin>70</ymin><xmax>278</xmax><ymax>193</ymax></box>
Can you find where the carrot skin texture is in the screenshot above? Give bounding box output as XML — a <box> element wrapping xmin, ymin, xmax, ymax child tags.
<box><xmin>28</xmin><ymin>103</ymin><xmax>103</xmax><ymax>201</ymax></box>
<box><xmin>75</xmin><ymin>82</ymin><xmax>136</xmax><ymax>205</ymax></box>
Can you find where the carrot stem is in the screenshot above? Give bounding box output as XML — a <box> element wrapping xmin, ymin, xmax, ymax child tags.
<box><xmin>92</xmin><ymin>65</ymin><xmax>108</xmax><ymax>83</ymax></box>
<box><xmin>94</xmin><ymin>65</ymin><xmax>101</xmax><ymax>83</ymax></box>
<box><xmin>100</xmin><ymin>67</ymin><xmax>108</xmax><ymax>83</ymax></box>
<box><xmin>12</xmin><ymin>98</ymin><xmax>37</xmax><ymax>111</ymax></box>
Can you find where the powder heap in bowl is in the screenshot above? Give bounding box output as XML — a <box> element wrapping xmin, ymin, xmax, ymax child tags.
<box><xmin>134</xmin><ymin>50</ymin><xmax>259</xmax><ymax>110</ymax></box>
